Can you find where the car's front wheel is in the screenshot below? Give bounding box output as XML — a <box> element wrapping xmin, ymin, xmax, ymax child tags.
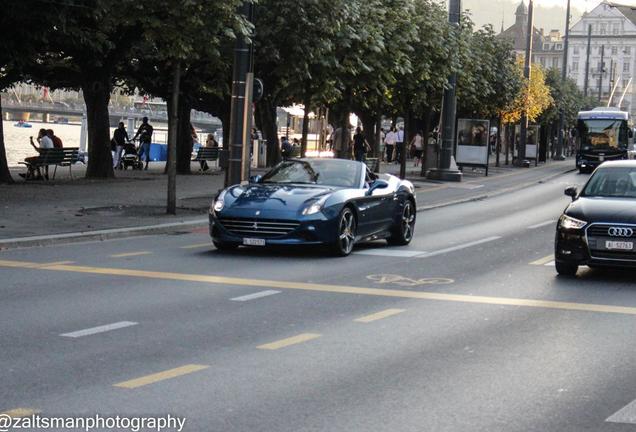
<box><xmin>388</xmin><ymin>200</ymin><xmax>416</xmax><ymax>246</ymax></box>
<box><xmin>332</xmin><ymin>207</ymin><xmax>357</xmax><ymax>256</ymax></box>
<box><xmin>555</xmin><ymin>260</ymin><xmax>578</xmax><ymax>276</ymax></box>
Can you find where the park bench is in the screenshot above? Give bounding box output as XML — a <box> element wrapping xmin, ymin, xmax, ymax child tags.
<box><xmin>192</xmin><ymin>147</ymin><xmax>220</xmax><ymax>171</ymax></box>
<box><xmin>364</xmin><ymin>157</ymin><xmax>380</xmax><ymax>173</ymax></box>
<box><xmin>19</xmin><ymin>147</ymin><xmax>81</xmax><ymax>180</ymax></box>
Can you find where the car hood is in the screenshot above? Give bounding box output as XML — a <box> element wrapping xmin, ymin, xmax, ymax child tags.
<box><xmin>566</xmin><ymin>196</ymin><xmax>636</xmax><ymax>224</ymax></box>
<box><xmin>223</xmin><ymin>183</ymin><xmax>335</xmax><ymax>215</ymax></box>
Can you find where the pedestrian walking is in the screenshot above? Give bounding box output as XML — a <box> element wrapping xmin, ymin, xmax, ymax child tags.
<box><xmin>410</xmin><ymin>131</ymin><xmax>424</xmax><ymax>167</ymax></box>
<box><xmin>353</xmin><ymin>127</ymin><xmax>370</xmax><ymax>162</ymax></box>
<box><xmin>384</xmin><ymin>127</ymin><xmax>397</xmax><ymax>162</ymax></box>
<box><xmin>281</xmin><ymin>136</ymin><xmax>293</xmax><ymax>159</ymax></box>
<box><xmin>111</xmin><ymin>122</ymin><xmax>129</xmax><ymax>169</ymax></box>
<box><xmin>396</xmin><ymin>126</ymin><xmax>405</xmax><ymax>163</ymax></box>
<box><xmin>133</xmin><ymin>117</ymin><xmax>154</xmax><ymax>170</ymax></box>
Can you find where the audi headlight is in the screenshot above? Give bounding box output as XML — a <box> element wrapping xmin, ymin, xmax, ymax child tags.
<box><xmin>302</xmin><ymin>195</ymin><xmax>329</xmax><ymax>215</ymax></box>
<box><xmin>559</xmin><ymin>215</ymin><xmax>587</xmax><ymax>230</ymax></box>
<box><xmin>212</xmin><ymin>190</ymin><xmax>227</xmax><ymax>213</ymax></box>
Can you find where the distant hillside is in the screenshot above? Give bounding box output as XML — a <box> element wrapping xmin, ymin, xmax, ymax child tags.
<box><xmin>462</xmin><ymin>0</ymin><xmax>584</xmax><ymax>34</ymax></box>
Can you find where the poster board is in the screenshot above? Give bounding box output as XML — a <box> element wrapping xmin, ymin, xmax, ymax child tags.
<box><xmin>456</xmin><ymin>119</ymin><xmax>490</xmax><ymax>175</ymax></box>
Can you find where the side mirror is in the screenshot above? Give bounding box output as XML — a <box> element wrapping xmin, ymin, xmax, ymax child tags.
<box><xmin>564</xmin><ymin>186</ymin><xmax>578</xmax><ymax>200</ymax></box>
<box><xmin>366</xmin><ymin>179</ymin><xmax>389</xmax><ymax>196</ymax></box>
<box><xmin>249</xmin><ymin>175</ymin><xmax>262</xmax><ymax>184</ymax></box>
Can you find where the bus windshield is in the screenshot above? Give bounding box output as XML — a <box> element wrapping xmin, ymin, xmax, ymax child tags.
<box><xmin>578</xmin><ymin>119</ymin><xmax>629</xmax><ymax>151</ymax></box>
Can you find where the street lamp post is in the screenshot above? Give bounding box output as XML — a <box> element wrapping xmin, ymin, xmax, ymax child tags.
<box><xmin>427</xmin><ymin>0</ymin><xmax>462</xmax><ymax>182</ymax></box>
<box><xmin>517</xmin><ymin>0</ymin><xmax>534</xmax><ymax>166</ymax></box>
<box><xmin>225</xmin><ymin>1</ymin><xmax>254</xmax><ymax>188</ymax></box>
<box><xmin>554</xmin><ymin>0</ymin><xmax>571</xmax><ymax>161</ymax></box>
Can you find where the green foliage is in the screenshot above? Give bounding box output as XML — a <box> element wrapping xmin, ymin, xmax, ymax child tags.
<box><xmin>539</xmin><ymin>68</ymin><xmax>589</xmax><ymax>127</ymax></box>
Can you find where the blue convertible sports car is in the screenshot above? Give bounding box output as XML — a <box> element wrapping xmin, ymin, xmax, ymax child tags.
<box><xmin>209</xmin><ymin>158</ymin><xmax>417</xmax><ymax>256</ymax></box>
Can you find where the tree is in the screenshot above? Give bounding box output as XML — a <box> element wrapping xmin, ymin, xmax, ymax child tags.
<box><xmin>15</xmin><ymin>0</ymin><xmax>151</xmax><ymax>178</ymax></box>
<box><xmin>501</xmin><ymin>59</ymin><xmax>553</xmax><ymax>125</ymax></box>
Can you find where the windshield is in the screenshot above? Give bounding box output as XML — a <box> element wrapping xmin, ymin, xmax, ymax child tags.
<box><xmin>582</xmin><ymin>167</ymin><xmax>636</xmax><ymax>198</ymax></box>
<box><xmin>261</xmin><ymin>159</ymin><xmax>362</xmax><ymax>188</ymax></box>
<box><xmin>577</xmin><ymin>119</ymin><xmax>629</xmax><ymax>151</ymax></box>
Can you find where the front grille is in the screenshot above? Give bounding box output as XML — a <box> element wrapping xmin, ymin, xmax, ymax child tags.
<box><xmin>218</xmin><ymin>217</ymin><xmax>300</xmax><ymax>238</ymax></box>
<box><xmin>587</xmin><ymin>224</ymin><xmax>636</xmax><ymax>239</ymax></box>
<box><xmin>587</xmin><ymin>223</ymin><xmax>636</xmax><ymax>261</ymax></box>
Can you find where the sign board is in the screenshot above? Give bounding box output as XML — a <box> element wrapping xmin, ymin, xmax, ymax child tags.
<box><xmin>456</xmin><ymin>119</ymin><xmax>490</xmax><ymax>174</ymax></box>
<box><xmin>515</xmin><ymin>125</ymin><xmax>540</xmax><ymax>164</ymax></box>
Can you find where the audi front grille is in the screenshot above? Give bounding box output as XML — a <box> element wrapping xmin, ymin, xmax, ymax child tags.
<box><xmin>586</xmin><ymin>223</ymin><xmax>636</xmax><ymax>261</ymax></box>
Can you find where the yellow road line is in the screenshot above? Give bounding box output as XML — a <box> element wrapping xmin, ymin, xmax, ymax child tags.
<box><xmin>257</xmin><ymin>333</ymin><xmax>321</xmax><ymax>350</ymax></box>
<box><xmin>1</xmin><ymin>408</ymin><xmax>39</xmax><ymax>417</ymax></box>
<box><xmin>114</xmin><ymin>364</ymin><xmax>209</xmax><ymax>389</ymax></box>
<box><xmin>530</xmin><ymin>255</ymin><xmax>555</xmax><ymax>266</ymax></box>
<box><xmin>3</xmin><ymin>259</ymin><xmax>636</xmax><ymax>316</ymax></box>
<box><xmin>355</xmin><ymin>308</ymin><xmax>406</xmax><ymax>323</ymax></box>
<box><xmin>179</xmin><ymin>243</ymin><xmax>211</xmax><ymax>250</ymax></box>
<box><xmin>110</xmin><ymin>251</ymin><xmax>152</xmax><ymax>258</ymax></box>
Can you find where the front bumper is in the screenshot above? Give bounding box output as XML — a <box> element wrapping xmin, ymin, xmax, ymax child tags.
<box><xmin>209</xmin><ymin>211</ymin><xmax>337</xmax><ymax>246</ymax></box>
<box><xmin>555</xmin><ymin>227</ymin><xmax>636</xmax><ymax>268</ymax></box>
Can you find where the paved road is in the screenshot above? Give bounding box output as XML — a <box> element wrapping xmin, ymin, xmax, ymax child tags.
<box><xmin>3</xmin><ymin>170</ymin><xmax>636</xmax><ymax>431</ymax></box>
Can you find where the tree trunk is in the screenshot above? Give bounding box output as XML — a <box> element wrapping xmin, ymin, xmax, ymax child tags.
<box><xmin>255</xmin><ymin>97</ymin><xmax>280</xmax><ymax>166</ymax></box>
<box><xmin>0</xmin><ymin>95</ymin><xmax>13</xmax><ymax>184</ymax></box>
<box><xmin>167</xmin><ymin>63</ymin><xmax>181</xmax><ymax>215</ymax></box>
<box><xmin>400</xmin><ymin>108</ymin><xmax>413</xmax><ymax>179</ymax></box>
<box><xmin>301</xmin><ymin>87</ymin><xmax>311</xmax><ymax>157</ymax></box>
<box><xmin>176</xmin><ymin>99</ymin><xmax>192</xmax><ymax>174</ymax></box>
<box><xmin>374</xmin><ymin>112</ymin><xmax>382</xmax><ymax>167</ymax></box>
<box><xmin>82</xmin><ymin>78</ymin><xmax>114</xmax><ymax>178</ymax></box>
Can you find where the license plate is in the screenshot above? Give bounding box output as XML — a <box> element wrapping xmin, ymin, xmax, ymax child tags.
<box><xmin>606</xmin><ymin>241</ymin><xmax>634</xmax><ymax>250</ymax></box>
<box><xmin>243</xmin><ymin>238</ymin><xmax>266</xmax><ymax>246</ymax></box>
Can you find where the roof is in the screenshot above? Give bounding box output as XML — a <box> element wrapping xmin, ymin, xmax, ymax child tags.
<box><xmin>516</xmin><ymin>1</ymin><xmax>527</xmax><ymax>16</ymax></box>
<box><xmin>578</xmin><ymin>108</ymin><xmax>629</xmax><ymax>120</ymax></box>
<box><xmin>608</xmin><ymin>2</ymin><xmax>636</xmax><ymax>26</ymax></box>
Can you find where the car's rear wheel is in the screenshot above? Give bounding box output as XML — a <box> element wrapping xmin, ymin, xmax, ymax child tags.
<box><xmin>388</xmin><ymin>200</ymin><xmax>416</xmax><ymax>246</ymax></box>
<box><xmin>555</xmin><ymin>260</ymin><xmax>578</xmax><ymax>276</ymax></box>
<box><xmin>332</xmin><ymin>207</ymin><xmax>356</xmax><ymax>256</ymax></box>
<box><xmin>213</xmin><ymin>240</ymin><xmax>239</xmax><ymax>251</ymax></box>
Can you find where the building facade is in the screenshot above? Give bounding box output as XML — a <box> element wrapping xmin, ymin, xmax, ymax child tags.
<box><xmin>567</xmin><ymin>1</ymin><xmax>636</xmax><ymax>113</ymax></box>
<box><xmin>498</xmin><ymin>1</ymin><xmax>564</xmax><ymax>72</ymax></box>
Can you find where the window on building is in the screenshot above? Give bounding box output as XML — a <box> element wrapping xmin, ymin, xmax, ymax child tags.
<box><xmin>556</xmin><ymin>44</ymin><xmax>562</xmax><ymax>50</ymax></box>
<box><xmin>626</xmin><ymin>47</ymin><xmax>632</xmax><ymax>55</ymax></box>
<box><xmin>624</xmin><ymin>62</ymin><xmax>631</xmax><ymax>73</ymax></box>
<box><xmin>612</xmin><ymin>47</ymin><xmax>618</xmax><ymax>55</ymax></box>
<box><xmin>624</xmin><ymin>79</ymin><xmax>630</xmax><ymax>89</ymax></box>
<box><xmin>600</xmin><ymin>23</ymin><xmax>607</xmax><ymax>35</ymax></box>
<box><xmin>539</xmin><ymin>57</ymin><xmax>545</xmax><ymax>66</ymax></box>
<box><xmin>572</xmin><ymin>62</ymin><xmax>579</xmax><ymax>72</ymax></box>
<box><xmin>613</xmin><ymin>23</ymin><xmax>620</xmax><ymax>35</ymax></box>
<box><xmin>552</xmin><ymin>58</ymin><xmax>559</xmax><ymax>68</ymax></box>
<box><xmin>543</xmin><ymin>43</ymin><xmax>550</xmax><ymax>50</ymax></box>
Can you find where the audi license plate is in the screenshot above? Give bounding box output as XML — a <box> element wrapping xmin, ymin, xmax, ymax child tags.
<box><xmin>606</xmin><ymin>241</ymin><xmax>634</xmax><ymax>250</ymax></box>
<box><xmin>243</xmin><ymin>238</ymin><xmax>266</xmax><ymax>246</ymax></box>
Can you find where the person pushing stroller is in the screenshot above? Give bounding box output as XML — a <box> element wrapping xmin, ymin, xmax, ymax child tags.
<box><xmin>132</xmin><ymin>117</ymin><xmax>154</xmax><ymax>170</ymax></box>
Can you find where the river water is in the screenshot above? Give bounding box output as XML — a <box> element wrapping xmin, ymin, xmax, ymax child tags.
<box><xmin>3</xmin><ymin>120</ymin><xmax>171</xmax><ymax>167</ymax></box>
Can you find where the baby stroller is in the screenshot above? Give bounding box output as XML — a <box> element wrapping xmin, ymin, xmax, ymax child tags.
<box><xmin>119</xmin><ymin>141</ymin><xmax>144</xmax><ymax>170</ymax></box>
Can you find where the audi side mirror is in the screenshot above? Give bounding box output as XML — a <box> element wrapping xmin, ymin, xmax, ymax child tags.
<box><xmin>564</xmin><ymin>186</ymin><xmax>578</xmax><ymax>200</ymax></box>
<box><xmin>366</xmin><ymin>179</ymin><xmax>389</xmax><ymax>196</ymax></box>
<box><xmin>249</xmin><ymin>175</ymin><xmax>262</xmax><ymax>184</ymax></box>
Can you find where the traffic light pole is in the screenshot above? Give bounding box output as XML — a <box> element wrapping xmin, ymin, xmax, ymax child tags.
<box><xmin>226</xmin><ymin>1</ymin><xmax>254</xmax><ymax>188</ymax></box>
<box><xmin>427</xmin><ymin>0</ymin><xmax>462</xmax><ymax>182</ymax></box>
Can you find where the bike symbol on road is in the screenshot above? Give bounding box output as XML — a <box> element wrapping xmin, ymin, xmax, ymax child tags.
<box><xmin>367</xmin><ymin>274</ymin><xmax>454</xmax><ymax>287</ymax></box>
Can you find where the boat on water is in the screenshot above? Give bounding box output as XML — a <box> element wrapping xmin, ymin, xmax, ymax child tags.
<box><xmin>14</xmin><ymin>121</ymin><xmax>33</xmax><ymax>128</ymax></box>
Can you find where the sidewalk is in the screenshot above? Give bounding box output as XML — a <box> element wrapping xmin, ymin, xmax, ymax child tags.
<box><xmin>0</xmin><ymin>158</ymin><xmax>576</xmax><ymax>248</ymax></box>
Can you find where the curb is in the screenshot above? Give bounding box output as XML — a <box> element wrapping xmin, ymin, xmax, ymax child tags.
<box><xmin>416</xmin><ymin>167</ymin><xmax>576</xmax><ymax>212</ymax></box>
<box><xmin>0</xmin><ymin>166</ymin><xmax>575</xmax><ymax>250</ymax></box>
<box><xmin>0</xmin><ymin>219</ymin><xmax>208</xmax><ymax>250</ymax></box>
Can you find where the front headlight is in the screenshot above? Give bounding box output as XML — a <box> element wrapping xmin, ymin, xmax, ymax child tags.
<box><xmin>212</xmin><ymin>190</ymin><xmax>227</xmax><ymax>213</ymax></box>
<box><xmin>302</xmin><ymin>195</ymin><xmax>329</xmax><ymax>215</ymax></box>
<box><xmin>559</xmin><ymin>215</ymin><xmax>587</xmax><ymax>230</ymax></box>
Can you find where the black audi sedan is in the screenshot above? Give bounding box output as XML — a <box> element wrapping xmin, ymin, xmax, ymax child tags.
<box><xmin>555</xmin><ymin>160</ymin><xmax>636</xmax><ymax>276</ymax></box>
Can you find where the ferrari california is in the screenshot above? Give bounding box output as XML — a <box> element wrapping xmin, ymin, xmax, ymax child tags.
<box><xmin>209</xmin><ymin>158</ymin><xmax>417</xmax><ymax>256</ymax></box>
